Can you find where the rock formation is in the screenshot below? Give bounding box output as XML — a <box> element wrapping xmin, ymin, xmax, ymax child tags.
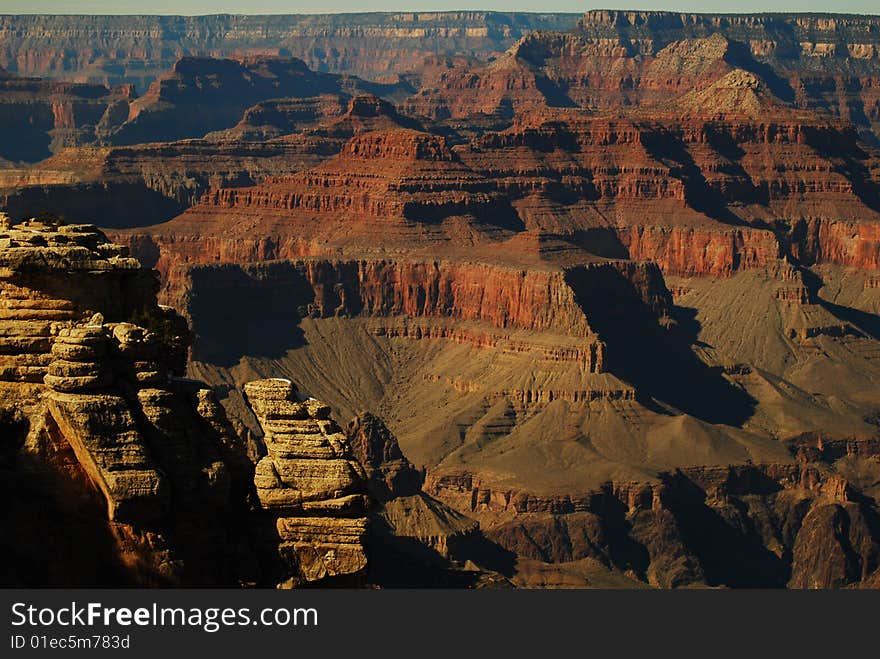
<box><xmin>0</xmin><ymin>219</ymin><xmax>263</xmax><ymax>584</ymax></box>
<box><xmin>243</xmin><ymin>378</ymin><xmax>370</xmax><ymax>586</ymax></box>
<box><xmin>346</xmin><ymin>412</ymin><xmax>424</xmax><ymax>501</ymax></box>
<box><xmin>0</xmin><ymin>220</ymin><xmax>245</xmax><ymax>584</ymax></box>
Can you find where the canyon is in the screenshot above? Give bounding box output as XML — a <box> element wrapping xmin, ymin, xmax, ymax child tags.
<box><xmin>0</xmin><ymin>13</ymin><xmax>580</xmax><ymax>92</ymax></box>
<box><xmin>1</xmin><ymin>11</ymin><xmax>879</xmax><ymax>589</ymax></box>
<box><xmin>0</xmin><ymin>219</ymin><xmax>502</xmax><ymax>587</ymax></box>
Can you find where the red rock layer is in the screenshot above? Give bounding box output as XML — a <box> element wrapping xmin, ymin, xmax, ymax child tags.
<box><xmin>456</xmin><ymin>104</ymin><xmax>880</xmax><ymax>274</ymax></box>
<box><xmin>171</xmin><ymin>258</ymin><xmax>634</xmax><ymax>343</ymax></box>
<box><xmin>134</xmin><ymin>129</ymin><xmax>520</xmax><ymax>253</ymax></box>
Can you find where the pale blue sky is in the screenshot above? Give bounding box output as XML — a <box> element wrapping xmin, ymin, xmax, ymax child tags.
<box><xmin>1</xmin><ymin>2</ymin><xmax>877</xmax><ymax>15</ymax></box>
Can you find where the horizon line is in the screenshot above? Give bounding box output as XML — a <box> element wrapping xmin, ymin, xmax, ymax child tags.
<box><xmin>2</xmin><ymin>10</ymin><xmax>879</xmax><ymax>17</ymax></box>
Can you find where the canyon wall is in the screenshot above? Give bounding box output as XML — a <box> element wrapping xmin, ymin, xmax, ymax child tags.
<box><xmin>169</xmin><ymin>258</ymin><xmax>633</xmax><ymax>374</ymax></box>
<box><xmin>0</xmin><ymin>13</ymin><xmax>580</xmax><ymax>91</ymax></box>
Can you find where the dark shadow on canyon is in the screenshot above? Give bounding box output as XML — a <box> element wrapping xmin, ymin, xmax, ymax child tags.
<box><xmin>368</xmin><ymin>510</ymin><xmax>517</xmax><ymax>587</ymax></box>
<box><xmin>567</xmin><ymin>267</ymin><xmax>757</xmax><ymax>426</ymax></box>
<box><xmin>660</xmin><ymin>471</ymin><xmax>792</xmax><ymax>588</ymax></box>
<box><xmin>565</xmin><ymin>228</ymin><xmax>631</xmax><ymax>259</ymax></box>
<box><xmin>801</xmin><ymin>130</ymin><xmax>880</xmax><ymax>215</ymax></box>
<box><xmin>403</xmin><ymin>196</ymin><xmax>526</xmax><ymax>232</ymax></box>
<box><xmin>640</xmin><ymin>130</ymin><xmax>749</xmax><ymax>226</ymax></box>
<box><xmin>725</xmin><ymin>39</ymin><xmax>797</xmax><ymax>104</ymax></box>
<box><xmin>188</xmin><ymin>264</ymin><xmax>313</xmax><ymax>367</ymax></box>
<box><xmin>0</xmin><ymin>448</ymin><xmax>160</xmax><ymax>587</ymax></box>
<box><xmin>0</xmin><ymin>119</ymin><xmax>53</xmax><ymax>163</ymax></box>
<box><xmin>534</xmin><ymin>75</ymin><xmax>578</xmax><ymax>109</ymax></box>
<box><xmin>596</xmin><ymin>496</ymin><xmax>653</xmax><ymax>579</ymax></box>
<box><xmin>801</xmin><ymin>268</ymin><xmax>880</xmax><ymax>341</ymax></box>
<box><xmin>2</xmin><ymin>183</ymin><xmax>186</xmax><ymax>228</ymax></box>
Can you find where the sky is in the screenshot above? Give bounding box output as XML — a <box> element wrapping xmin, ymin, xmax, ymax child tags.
<box><xmin>1</xmin><ymin>1</ymin><xmax>878</xmax><ymax>16</ymax></box>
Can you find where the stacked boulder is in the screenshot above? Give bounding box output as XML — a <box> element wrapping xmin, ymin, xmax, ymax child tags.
<box><xmin>111</xmin><ymin>322</ymin><xmax>167</xmax><ymax>388</ymax></box>
<box><xmin>244</xmin><ymin>378</ymin><xmax>370</xmax><ymax>586</ymax></box>
<box><xmin>44</xmin><ymin>321</ymin><xmax>113</xmax><ymax>392</ymax></box>
<box><xmin>43</xmin><ymin>318</ymin><xmax>170</xmax><ymax>525</ymax></box>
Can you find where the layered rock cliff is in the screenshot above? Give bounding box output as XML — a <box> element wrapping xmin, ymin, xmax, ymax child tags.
<box><xmin>0</xmin><ymin>13</ymin><xmax>580</xmax><ymax>91</ymax></box>
<box><xmin>0</xmin><ymin>219</ymin><xmax>253</xmax><ymax>585</ymax></box>
<box><xmin>0</xmin><ymin>94</ymin><xmax>429</xmax><ymax>226</ymax></box>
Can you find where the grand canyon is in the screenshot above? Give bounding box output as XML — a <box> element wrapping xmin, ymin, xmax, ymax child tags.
<box><xmin>1</xmin><ymin>10</ymin><xmax>879</xmax><ymax>589</ymax></box>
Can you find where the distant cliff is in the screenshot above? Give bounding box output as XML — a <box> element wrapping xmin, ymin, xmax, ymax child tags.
<box><xmin>0</xmin><ymin>12</ymin><xmax>580</xmax><ymax>91</ymax></box>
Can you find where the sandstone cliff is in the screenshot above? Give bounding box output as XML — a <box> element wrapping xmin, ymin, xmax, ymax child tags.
<box><xmin>0</xmin><ymin>219</ymin><xmax>253</xmax><ymax>584</ymax></box>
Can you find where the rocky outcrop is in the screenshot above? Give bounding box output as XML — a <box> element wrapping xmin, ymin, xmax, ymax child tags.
<box><xmin>788</xmin><ymin>502</ymin><xmax>879</xmax><ymax>588</ymax></box>
<box><xmin>346</xmin><ymin>412</ymin><xmax>424</xmax><ymax>501</ymax></box>
<box><xmin>3</xmin><ymin>217</ymin><xmax>525</xmax><ymax>588</ymax></box>
<box><xmin>244</xmin><ymin>378</ymin><xmax>370</xmax><ymax>586</ymax></box>
<box><xmin>0</xmin><ymin>219</ymin><xmax>158</xmax><ymax>384</ymax></box>
<box><xmin>0</xmin><ymin>219</ymin><xmax>260</xmax><ymax>585</ymax></box>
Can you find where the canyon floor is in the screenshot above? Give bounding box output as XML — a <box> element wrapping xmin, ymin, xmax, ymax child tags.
<box><xmin>1</xmin><ymin>10</ymin><xmax>880</xmax><ymax>588</ymax></box>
